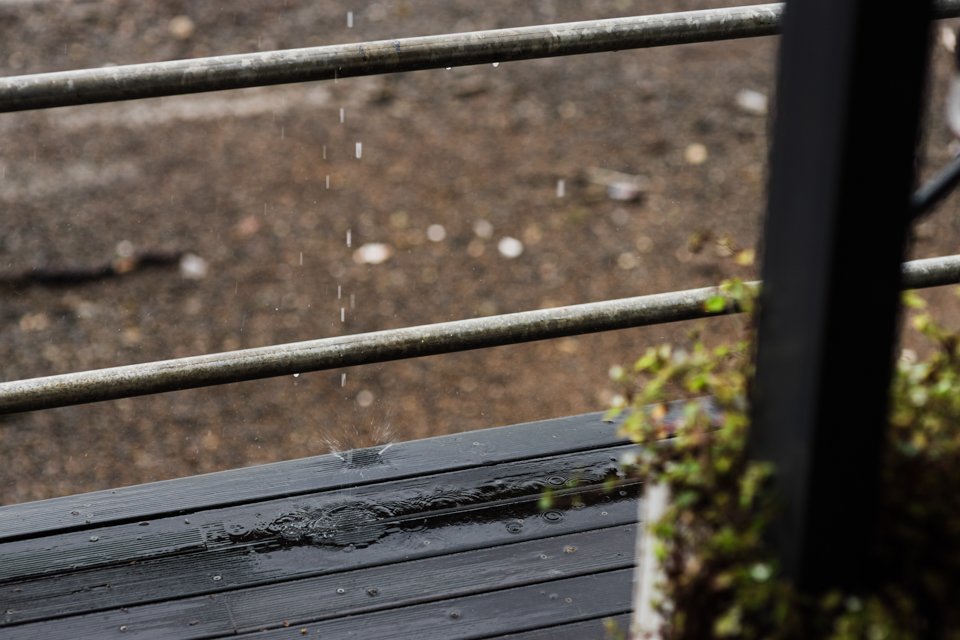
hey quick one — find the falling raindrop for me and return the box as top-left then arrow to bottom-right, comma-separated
355,142 -> 363,159
337,284 -> 342,299
340,307 -> 345,322
346,229 -> 352,247
322,145 -> 327,160
339,108 -> 345,123
341,373 -> 347,387
325,175 -> 331,189
299,252 -> 303,266
350,293 -> 356,309
347,11 -> 354,27
556,179 -> 565,198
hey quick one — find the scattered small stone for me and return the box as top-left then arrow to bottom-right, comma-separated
735,89 -> 768,115
684,143 -> 709,165
497,236 -> 524,259
353,243 -> 393,265
179,253 -> 209,280
616,252 -> 639,270
168,15 -> 196,40
584,167 -> 648,202
607,181 -> 644,202
356,389 -> 374,407
473,219 -> 494,239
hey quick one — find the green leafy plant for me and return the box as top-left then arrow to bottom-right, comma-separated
606,284 -> 960,639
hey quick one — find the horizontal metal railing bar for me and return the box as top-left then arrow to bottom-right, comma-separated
0,2 -> 953,113
0,4 -> 782,112
1,255 -> 958,416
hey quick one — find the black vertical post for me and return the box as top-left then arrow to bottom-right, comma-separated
749,0 -> 933,593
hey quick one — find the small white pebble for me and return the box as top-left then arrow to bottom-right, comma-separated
356,389 -> 374,407
352,243 -> 393,265
497,236 -> 524,259
179,253 -> 209,279
473,219 -> 494,239
606,182 -> 643,202
735,89 -> 768,115
168,15 -> 195,40
115,240 -> 135,258
684,143 -> 709,165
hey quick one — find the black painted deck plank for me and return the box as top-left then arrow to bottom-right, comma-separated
232,569 -> 634,640
0,411 -> 626,542
3,526 -> 635,639
0,444 -> 633,584
2,494 -> 638,626
0,412 -> 648,639
482,614 -> 630,639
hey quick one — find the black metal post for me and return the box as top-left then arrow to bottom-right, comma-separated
749,0 -> 933,593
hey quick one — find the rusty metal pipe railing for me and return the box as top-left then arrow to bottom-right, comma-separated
0,4 -> 784,112
1,255 -> 958,415
9,2 -> 960,113
6,2 -> 957,113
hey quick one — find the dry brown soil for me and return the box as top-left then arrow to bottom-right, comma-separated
3,1 -> 960,503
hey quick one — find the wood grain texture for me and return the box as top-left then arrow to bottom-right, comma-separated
0,411 -> 626,542
0,412 -> 645,639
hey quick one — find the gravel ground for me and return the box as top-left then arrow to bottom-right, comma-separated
3,1 -> 960,504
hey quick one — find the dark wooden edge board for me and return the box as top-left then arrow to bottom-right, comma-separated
234,569 -> 635,640
481,614 -> 631,639
0,411 -> 629,541
0,409 -> 666,639
0,444 -> 635,583
2,525 -> 637,639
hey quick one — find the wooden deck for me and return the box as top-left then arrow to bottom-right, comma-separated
0,412 -> 640,639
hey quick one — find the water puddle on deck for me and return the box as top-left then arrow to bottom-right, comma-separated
222,457 -> 634,550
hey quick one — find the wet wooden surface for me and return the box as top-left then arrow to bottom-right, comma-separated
0,412 -> 640,639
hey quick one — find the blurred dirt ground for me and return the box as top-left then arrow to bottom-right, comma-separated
3,1 -> 960,504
